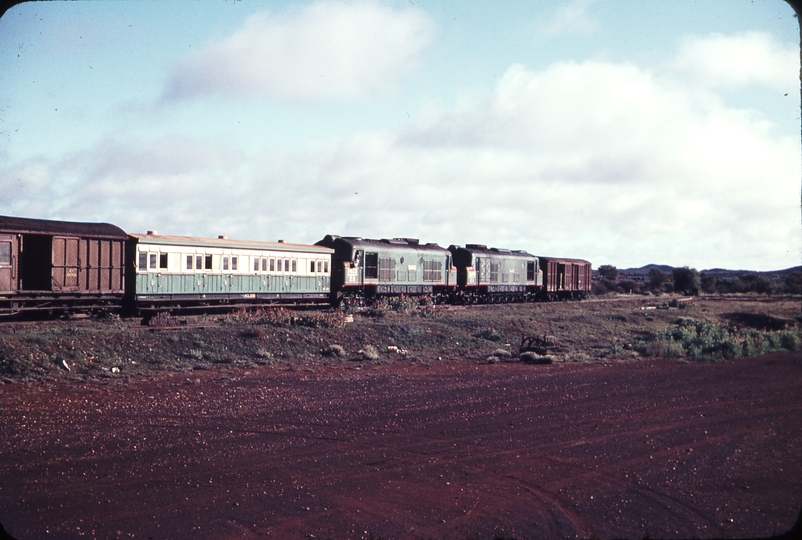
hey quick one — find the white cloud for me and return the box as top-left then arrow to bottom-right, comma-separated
535,0 -> 599,39
3,33 -> 798,271
673,31 -> 798,90
164,0 -> 434,102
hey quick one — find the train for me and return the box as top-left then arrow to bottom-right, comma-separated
0,214 -> 591,316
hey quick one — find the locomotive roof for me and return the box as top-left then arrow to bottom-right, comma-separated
131,232 -> 333,254
317,235 -> 450,255
537,256 -> 591,265
0,214 -> 128,239
449,244 -> 536,259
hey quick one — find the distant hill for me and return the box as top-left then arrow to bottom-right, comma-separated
593,265 -> 802,280
618,264 -> 674,276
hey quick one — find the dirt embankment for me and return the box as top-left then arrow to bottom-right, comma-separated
1,295 -> 800,383
1,296 -> 801,539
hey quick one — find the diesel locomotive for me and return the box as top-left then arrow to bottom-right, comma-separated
0,215 -> 591,316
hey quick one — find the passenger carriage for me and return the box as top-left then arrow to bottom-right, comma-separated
126,232 -> 333,312
0,215 -> 127,315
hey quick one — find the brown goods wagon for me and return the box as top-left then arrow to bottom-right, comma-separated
539,256 -> 592,300
0,215 -> 128,313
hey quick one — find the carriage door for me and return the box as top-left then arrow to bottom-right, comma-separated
0,234 -> 16,293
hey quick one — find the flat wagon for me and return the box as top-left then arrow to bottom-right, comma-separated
0,215 -> 127,315
539,256 -> 592,300
126,231 -> 333,313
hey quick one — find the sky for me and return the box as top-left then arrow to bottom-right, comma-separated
0,0 -> 799,271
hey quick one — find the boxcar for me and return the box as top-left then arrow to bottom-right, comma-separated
315,235 -> 457,303
126,232 -> 333,312
539,256 -> 592,300
0,215 -> 127,314
449,244 -> 542,303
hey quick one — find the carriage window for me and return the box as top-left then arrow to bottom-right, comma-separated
284,259 -> 290,272
310,260 -> 316,273
160,254 -> 168,269
196,255 -> 203,270
139,252 -> 147,270
222,256 -> 229,271
149,253 -> 157,270
262,258 -> 268,272
317,260 -> 322,273
187,255 -> 193,270
324,261 -> 329,273
231,256 -> 238,271
270,258 -> 275,272
291,259 -> 297,273
205,255 -> 213,270
254,258 -> 260,271
0,242 -> 10,265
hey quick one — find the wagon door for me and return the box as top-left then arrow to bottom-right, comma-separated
52,237 -> 80,292
0,234 -> 16,293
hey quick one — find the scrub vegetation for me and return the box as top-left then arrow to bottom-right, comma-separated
0,295 -> 799,383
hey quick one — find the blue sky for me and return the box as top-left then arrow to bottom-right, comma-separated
0,0 -> 799,270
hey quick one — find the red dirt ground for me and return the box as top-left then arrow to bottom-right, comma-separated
1,352 -> 801,539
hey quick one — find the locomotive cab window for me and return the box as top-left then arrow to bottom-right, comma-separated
364,253 -> 378,279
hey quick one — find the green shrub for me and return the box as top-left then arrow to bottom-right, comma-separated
225,308 -> 348,328
322,344 -> 346,357
359,345 -> 380,361
636,318 -> 802,360
520,352 -> 552,364
781,332 -> 800,351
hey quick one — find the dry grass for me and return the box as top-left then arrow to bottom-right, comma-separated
0,295 -> 799,382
